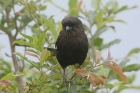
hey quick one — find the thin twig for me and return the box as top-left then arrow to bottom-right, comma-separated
49,0 -> 68,13
21,0 -> 42,32
36,1 -> 45,30
12,0 -> 19,40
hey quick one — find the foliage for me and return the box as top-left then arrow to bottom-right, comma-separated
0,0 -> 139,93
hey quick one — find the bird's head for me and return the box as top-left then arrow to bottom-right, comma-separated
62,16 -> 82,31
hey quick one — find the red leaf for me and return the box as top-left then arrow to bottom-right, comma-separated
107,49 -> 111,60
78,0 -> 83,11
111,61 -> 122,71
88,76 -> 97,87
90,73 -> 105,85
95,81 -> 101,86
106,63 -> 128,83
0,80 -> 11,86
24,52 -> 39,59
101,76 -> 107,80
15,12 -> 19,16
74,69 -> 87,77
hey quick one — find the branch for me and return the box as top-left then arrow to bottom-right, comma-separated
5,7 -> 10,27
12,1 -> 19,39
0,26 -> 11,35
11,0 -> 24,92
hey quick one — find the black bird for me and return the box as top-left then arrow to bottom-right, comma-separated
48,16 -> 88,82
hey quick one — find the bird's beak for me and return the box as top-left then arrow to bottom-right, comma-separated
66,26 -> 72,31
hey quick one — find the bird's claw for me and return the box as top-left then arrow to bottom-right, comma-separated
63,77 -> 68,85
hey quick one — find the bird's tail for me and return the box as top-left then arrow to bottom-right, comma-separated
47,48 -> 56,52
47,48 -> 57,56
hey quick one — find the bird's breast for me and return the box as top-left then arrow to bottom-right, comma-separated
56,31 -> 88,68
57,36 -> 85,51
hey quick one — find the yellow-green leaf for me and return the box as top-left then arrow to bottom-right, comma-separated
37,33 -> 46,51
69,0 -> 78,16
127,48 -> 140,57
40,49 -> 50,65
20,32 -> 33,41
91,0 -> 100,10
12,40 -> 35,48
96,11 -> 103,29
1,72 -> 23,80
43,18 -> 58,40
58,21 -> 62,32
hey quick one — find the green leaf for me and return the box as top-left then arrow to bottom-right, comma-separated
68,0 -> 78,16
127,48 -> 140,57
58,21 -> 62,32
0,15 -> 6,26
114,5 -> 137,14
32,26 -> 41,37
40,49 -> 51,65
16,72 -> 24,76
0,0 -> 11,12
101,39 -> 121,49
110,26 -> 116,32
108,84 -> 114,89
113,81 -> 124,88
20,32 -> 33,41
83,24 -> 89,31
94,38 -> 103,47
128,74 -> 135,83
13,40 -> 35,48
96,11 -> 103,29
27,1 -> 36,13
68,81 -> 77,93
48,16 -> 55,24
111,1 -> 118,13
1,73 -> 16,80
0,24 -> 11,34
14,52 -> 28,61
114,6 -> 128,14
43,18 -> 58,40
39,5 -> 47,10
1,72 -> 23,80
28,61 -> 40,70
58,86 -> 67,93
10,84 -> 17,92
108,81 -> 124,90
113,85 -> 129,93
100,65 -> 105,76
113,19 -> 126,24
93,26 -> 108,38
123,64 -> 140,72
119,59 -> 130,68
88,10 -> 96,26
109,39 -> 121,45
104,17 -> 114,23
91,0 -> 100,10
37,33 -> 46,51
33,37 -> 38,46
14,52 -> 40,69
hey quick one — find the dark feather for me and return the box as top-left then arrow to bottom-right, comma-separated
55,16 -> 88,70
47,48 -> 56,53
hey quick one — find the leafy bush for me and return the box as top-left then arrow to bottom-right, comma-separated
0,0 -> 140,93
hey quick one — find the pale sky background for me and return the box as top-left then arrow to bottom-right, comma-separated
0,0 -> 140,93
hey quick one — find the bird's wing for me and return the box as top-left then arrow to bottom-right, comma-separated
55,31 -> 62,48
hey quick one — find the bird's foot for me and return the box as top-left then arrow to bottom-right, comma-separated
63,77 -> 68,85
